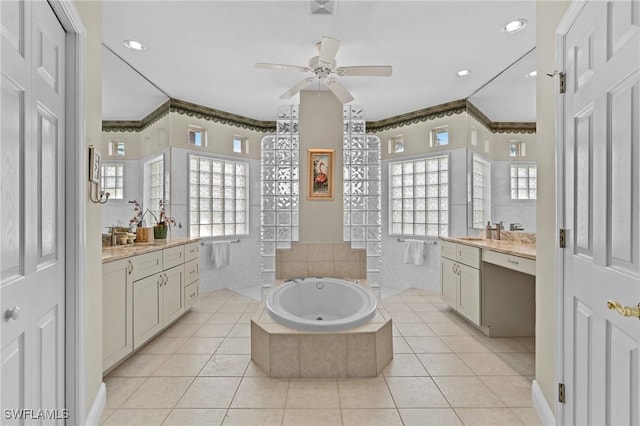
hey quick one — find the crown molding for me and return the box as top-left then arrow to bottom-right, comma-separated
103,98 -> 534,135
462,100 -> 536,134
366,99 -> 467,133
169,98 -> 276,133
102,100 -> 170,133
102,98 -> 276,133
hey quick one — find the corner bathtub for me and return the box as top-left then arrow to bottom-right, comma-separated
266,277 -> 377,332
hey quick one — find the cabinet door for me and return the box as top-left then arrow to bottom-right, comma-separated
133,274 -> 163,349
184,241 -> 200,262
458,264 -> 481,325
162,265 -> 184,325
440,258 -> 458,308
102,258 -> 133,371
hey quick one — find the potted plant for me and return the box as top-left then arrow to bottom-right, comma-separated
147,200 -> 176,240
128,200 -> 153,242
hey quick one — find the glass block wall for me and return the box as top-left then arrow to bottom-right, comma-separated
260,106 -> 300,288
343,106 -> 382,288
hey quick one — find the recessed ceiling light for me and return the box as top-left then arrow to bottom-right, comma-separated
457,69 -> 471,77
123,39 -> 145,51
503,19 -> 527,34
527,70 -> 537,78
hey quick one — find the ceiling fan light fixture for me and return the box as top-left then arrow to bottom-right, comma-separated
503,19 -> 527,34
123,39 -> 145,51
457,69 -> 471,77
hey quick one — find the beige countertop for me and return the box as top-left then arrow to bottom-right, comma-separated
440,236 -> 536,260
102,237 -> 200,263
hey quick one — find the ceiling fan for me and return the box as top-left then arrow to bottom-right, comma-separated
256,36 -> 392,104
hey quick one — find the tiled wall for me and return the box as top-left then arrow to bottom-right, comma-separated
276,242 -> 366,280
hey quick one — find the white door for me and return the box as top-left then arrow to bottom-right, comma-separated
562,0 -> 639,424
1,0 -> 66,422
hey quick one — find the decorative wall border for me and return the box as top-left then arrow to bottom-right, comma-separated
366,99 -> 467,133
102,97 -> 534,135
102,100 -> 170,133
102,98 -> 277,133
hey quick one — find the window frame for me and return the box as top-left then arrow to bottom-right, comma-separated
388,153 -> 450,238
471,154 -> 491,229
188,153 -> 250,238
430,126 -> 449,147
188,125 -> 207,148
144,154 -> 165,221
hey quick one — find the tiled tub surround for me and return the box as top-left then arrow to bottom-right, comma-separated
251,303 -> 393,378
100,287 -> 539,426
276,242 -> 366,280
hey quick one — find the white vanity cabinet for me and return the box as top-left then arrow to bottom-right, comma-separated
440,241 -> 481,325
102,239 -> 200,372
102,258 -> 134,371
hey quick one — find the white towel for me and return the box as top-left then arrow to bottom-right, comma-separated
210,241 -> 231,268
403,239 -> 425,265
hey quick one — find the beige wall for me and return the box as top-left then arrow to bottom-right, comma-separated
100,131 -> 141,160
299,91 -> 344,242
74,0 -> 103,418
491,132 -> 539,162
377,114 -> 468,160
536,0 -> 570,411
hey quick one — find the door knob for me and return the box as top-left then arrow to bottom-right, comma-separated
5,306 -> 20,321
607,300 -> 640,319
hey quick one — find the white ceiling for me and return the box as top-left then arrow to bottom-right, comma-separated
102,1 -> 536,123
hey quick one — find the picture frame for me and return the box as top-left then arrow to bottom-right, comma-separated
308,149 -> 334,199
89,145 -> 102,184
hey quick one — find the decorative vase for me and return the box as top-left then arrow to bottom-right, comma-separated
136,227 -> 153,242
154,225 -> 168,240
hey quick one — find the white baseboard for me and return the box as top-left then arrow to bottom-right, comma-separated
532,380 -> 555,426
84,382 -> 106,426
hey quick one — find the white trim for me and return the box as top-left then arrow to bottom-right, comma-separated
554,2 -> 588,424
84,383 -> 106,426
47,0 -> 88,424
532,380 -> 556,426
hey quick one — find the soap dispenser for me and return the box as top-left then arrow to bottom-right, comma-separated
485,221 -> 491,239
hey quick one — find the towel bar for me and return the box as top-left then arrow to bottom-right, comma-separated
201,239 -> 241,246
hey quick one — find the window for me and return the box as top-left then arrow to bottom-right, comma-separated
108,140 -> 125,156
388,135 -> 404,153
431,126 -> 449,147
389,155 -> 448,237
510,164 -> 537,200
144,155 -> 164,221
189,155 -> 248,237
509,141 -> 526,157
472,155 -> 491,228
101,163 -> 124,199
233,136 -> 249,153
188,125 -> 206,147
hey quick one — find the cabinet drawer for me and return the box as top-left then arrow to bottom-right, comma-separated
440,240 -> 457,260
482,250 -> 535,275
163,245 -> 185,270
184,280 -> 199,309
184,241 -> 200,262
457,244 -> 480,268
131,251 -> 163,281
184,259 -> 200,285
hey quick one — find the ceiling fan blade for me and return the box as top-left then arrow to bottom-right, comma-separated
256,62 -> 310,72
318,36 -> 340,65
325,78 -> 354,104
336,65 -> 393,77
279,77 -> 315,99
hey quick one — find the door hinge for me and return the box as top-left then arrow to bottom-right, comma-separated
559,228 -> 566,248
559,72 -> 566,94
558,383 -> 566,403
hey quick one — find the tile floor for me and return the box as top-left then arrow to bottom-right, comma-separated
100,288 -> 540,426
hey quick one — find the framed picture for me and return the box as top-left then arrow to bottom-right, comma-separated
308,149 -> 334,199
89,145 -> 102,184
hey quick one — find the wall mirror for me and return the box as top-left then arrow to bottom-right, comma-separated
466,48 -> 537,233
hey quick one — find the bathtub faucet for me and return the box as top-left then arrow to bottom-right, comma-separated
286,276 -> 305,284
